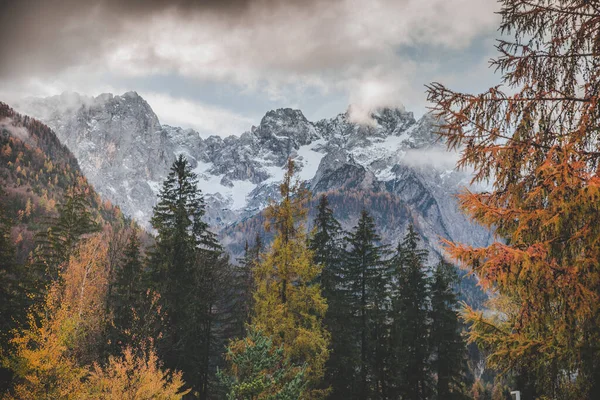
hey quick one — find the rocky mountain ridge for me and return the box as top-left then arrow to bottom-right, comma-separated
14,92 -> 492,256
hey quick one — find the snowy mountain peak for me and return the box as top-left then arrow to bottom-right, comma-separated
370,107 -> 416,135
262,107 -> 308,123
256,107 -> 319,151
11,91 -> 490,256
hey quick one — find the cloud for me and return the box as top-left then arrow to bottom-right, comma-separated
141,93 -> 256,137
402,147 -> 462,171
0,0 -> 501,124
0,118 -> 31,143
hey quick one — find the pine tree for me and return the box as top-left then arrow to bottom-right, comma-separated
218,328 -> 308,400
309,195 -> 343,298
231,235 -> 262,340
0,187 -> 17,339
429,259 -> 469,400
148,154 -> 229,399
308,194 -> 349,398
247,159 -> 329,398
344,209 -> 389,400
0,186 -> 24,392
389,225 -> 431,400
35,185 -> 100,283
107,230 -> 150,354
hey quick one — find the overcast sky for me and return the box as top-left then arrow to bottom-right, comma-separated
0,0 -> 503,137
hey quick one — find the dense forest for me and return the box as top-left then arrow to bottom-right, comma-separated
0,135 -> 483,398
2,0 -> 600,399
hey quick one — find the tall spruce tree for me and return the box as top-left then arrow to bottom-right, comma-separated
429,259 -> 469,400
107,230 -> 147,353
0,187 -> 17,341
344,209 -> 389,400
148,154 -> 228,399
232,159 -> 330,399
309,195 -> 343,298
230,235 -> 262,339
308,194 -> 350,398
35,185 -> 100,283
389,225 -> 431,400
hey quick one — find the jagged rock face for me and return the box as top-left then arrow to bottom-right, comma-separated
15,92 -> 174,223
15,92 -> 490,256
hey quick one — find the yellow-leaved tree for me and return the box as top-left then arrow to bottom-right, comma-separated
3,233 -> 188,399
5,233 -> 109,399
228,159 -> 330,399
85,345 -> 188,399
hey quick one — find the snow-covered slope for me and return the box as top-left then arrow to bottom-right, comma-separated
14,92 -> 491,255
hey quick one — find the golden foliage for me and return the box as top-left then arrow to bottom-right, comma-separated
249,160 -> 330,398
3,233 -> 187,399
85,346 -> 189,400
4,234 -> 110,398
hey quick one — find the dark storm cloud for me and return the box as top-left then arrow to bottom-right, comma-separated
0,0 -> 501,126
0,0 -> 321,78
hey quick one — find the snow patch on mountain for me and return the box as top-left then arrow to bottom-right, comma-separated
13,92 -> 490,254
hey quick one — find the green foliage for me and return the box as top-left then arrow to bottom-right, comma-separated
429,260 -> 470,400
231,235 -> 262,339
0,187 -> 18,342
148,154 -> 230,399
218,328 -> 307,400
389,225 -> 432,400
343,209 -> 390,399
0,188 -> 24,392
308,195 -> 349,397
309,195 -> 343,298
34,186 -> 100,282
106,230 -> 160,356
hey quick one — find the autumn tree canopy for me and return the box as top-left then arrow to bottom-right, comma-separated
427,0 -> 600,397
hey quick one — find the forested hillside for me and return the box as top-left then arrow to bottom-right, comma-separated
0,103 -> 125,260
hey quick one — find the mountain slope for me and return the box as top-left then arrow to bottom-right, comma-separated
15,92 -> 174,223
0,102 -> 124,261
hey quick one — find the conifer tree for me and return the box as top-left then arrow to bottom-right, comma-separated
245,159 -> 329,398
309,194 -> 343,297
231,235 -> 262,339
35,185 -> 100,283
427,0 -> 600,396
429,259 -> 469,400
107,230 -> 149,354
0,187 -> 23,391
148,154 -> 229,399
344,209 -> 389,399
389,225 -> 431,400
0,187 -> 17,341
308,194 -> 349,398
218,328 -> 308,400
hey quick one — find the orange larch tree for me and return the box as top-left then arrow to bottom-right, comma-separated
426,0 -> 600,398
